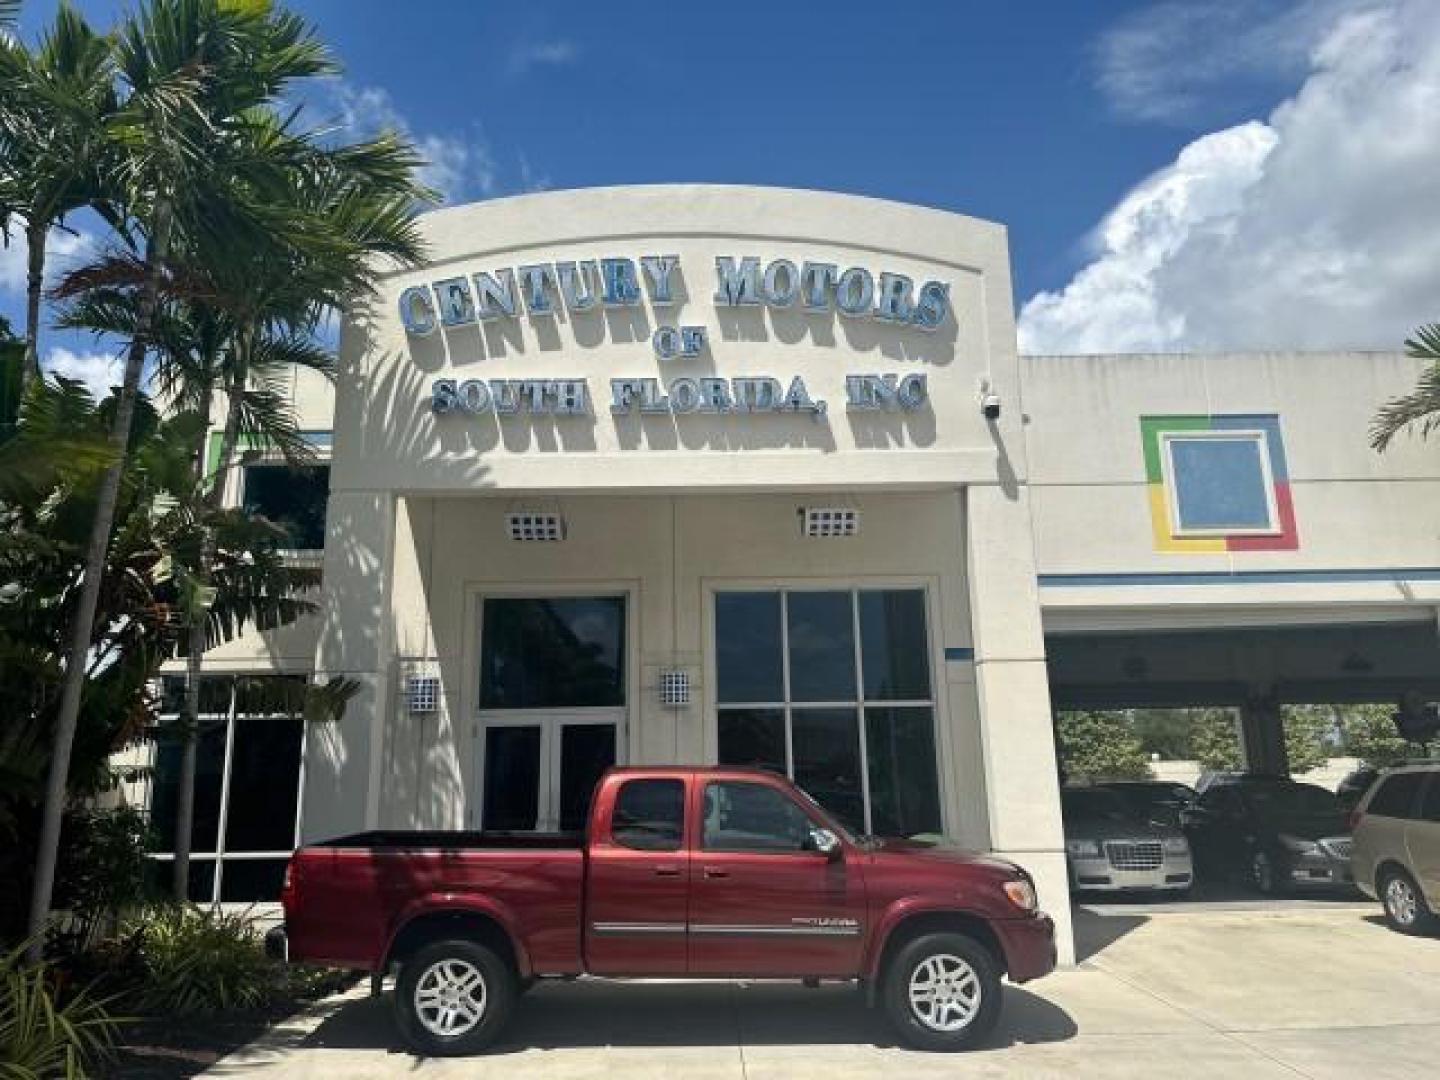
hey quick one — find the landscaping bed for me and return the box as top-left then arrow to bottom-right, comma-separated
104,968 -> 355,1080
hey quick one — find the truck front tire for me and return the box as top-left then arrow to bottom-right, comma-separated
882,931 -> 1001,1051
395,938 -> 515,1056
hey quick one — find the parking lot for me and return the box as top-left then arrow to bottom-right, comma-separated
204,902 -> 1440,1079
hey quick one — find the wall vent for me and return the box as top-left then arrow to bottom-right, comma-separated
800,507 -> 860,538
406,675 -> 440,714
506,512 -> 566,541
659,669 -> 691,707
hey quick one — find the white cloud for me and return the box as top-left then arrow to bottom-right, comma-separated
1096,0 -> 1364,122
324,81 -> 501,204
1019,0 -> 1440,354
0,220 -> 94,297
508,39 -> 579,77
45,346 -> 122,398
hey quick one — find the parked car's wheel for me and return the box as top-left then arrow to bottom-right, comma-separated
1379,868 -> 1435,935
395,938 -> 515,1056
1251,850 -> 1284,896
882,932 -> 1001,1051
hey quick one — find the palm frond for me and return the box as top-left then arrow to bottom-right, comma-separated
1372,322 -> 1440,451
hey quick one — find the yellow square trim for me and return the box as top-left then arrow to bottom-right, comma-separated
1149,484 -> 1225,552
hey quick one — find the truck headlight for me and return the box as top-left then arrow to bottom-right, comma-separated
1162,837 -> 1189,855
1002,879 -> 1037,912
1066,839 -> 1101,858
1279,834 -> 1317,854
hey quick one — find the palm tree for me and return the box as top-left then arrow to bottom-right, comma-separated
40,9 -> 429,903
1372,324 -> 1440,451
26,0 -> 341,959
0,3 -> 117,398
0,360 -> 340,939
161,155 -> 426,896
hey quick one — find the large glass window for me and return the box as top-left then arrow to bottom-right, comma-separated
715,588 -> 942,838
241,463 -> 330,550
146,676 -> 306,903
480,597 -> 625,709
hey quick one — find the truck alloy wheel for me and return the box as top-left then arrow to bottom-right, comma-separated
395,938 -> 515,1056
414,959 -> 487,1037
883,932 -> 1000,1051
908,953 -> 982,1031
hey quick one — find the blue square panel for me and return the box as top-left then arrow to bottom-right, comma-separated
1169,436 -> 1272,531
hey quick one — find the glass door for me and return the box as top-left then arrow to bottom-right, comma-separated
479,713 -> 619,833
477,596 -> 626,833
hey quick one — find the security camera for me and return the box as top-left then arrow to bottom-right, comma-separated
980,393 -> 1001,421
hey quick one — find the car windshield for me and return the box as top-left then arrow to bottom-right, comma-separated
1063,789 -> 1134,822
1243,783 -> 1338,817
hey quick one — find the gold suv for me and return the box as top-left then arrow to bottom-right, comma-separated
1351,764 -> 1440,934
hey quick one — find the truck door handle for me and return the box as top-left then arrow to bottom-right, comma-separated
703,867 -> 729,879
653,866 -> 681,877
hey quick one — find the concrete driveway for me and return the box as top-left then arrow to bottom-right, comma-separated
205,904 -> 1440,1078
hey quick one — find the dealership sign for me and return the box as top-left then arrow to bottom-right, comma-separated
400,254 -> 948,418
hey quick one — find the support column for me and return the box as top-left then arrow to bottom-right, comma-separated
966,483 -> 1073,965
303,490 -> 397,842
1240,692 -> 1288,775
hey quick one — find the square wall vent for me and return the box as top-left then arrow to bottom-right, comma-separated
506,512 -> 565,541
406,675 -> 440,714
801,507 -> 859,538
659,669 -> 691,707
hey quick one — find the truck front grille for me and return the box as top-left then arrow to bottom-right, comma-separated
1106,840 -> 1163,871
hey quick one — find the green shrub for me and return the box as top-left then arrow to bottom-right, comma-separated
52,807 -> 155,952
125,906 -> 275,1015
0,941 -> 120,1079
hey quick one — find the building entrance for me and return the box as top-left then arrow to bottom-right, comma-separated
476,595 -> 626,832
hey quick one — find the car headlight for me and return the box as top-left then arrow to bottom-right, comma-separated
1279,834 -> 1317,854
1066,839 -> 1101,858
1002,879 -> 1037,912
1162,837 -> 1189,855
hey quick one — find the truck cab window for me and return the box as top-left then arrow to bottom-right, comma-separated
702,781 -> 813,852
612,778 -> 684,851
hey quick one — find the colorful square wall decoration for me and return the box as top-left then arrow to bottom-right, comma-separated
1141,414 -> 1299,553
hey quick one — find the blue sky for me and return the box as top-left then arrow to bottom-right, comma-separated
5,0 -> 1439,390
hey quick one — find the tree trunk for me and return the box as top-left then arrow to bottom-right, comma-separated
19,220 -> 46,401
25,202 -> 172,964
172,373 -> 215,900
173,365 -> 243,898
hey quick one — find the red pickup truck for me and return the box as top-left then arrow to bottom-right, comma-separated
277,766 -> 1055,1054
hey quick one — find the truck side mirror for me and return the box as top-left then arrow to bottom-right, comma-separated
807,827 -> 842,860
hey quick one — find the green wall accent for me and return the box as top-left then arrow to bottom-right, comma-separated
1140,415 -> 1210,482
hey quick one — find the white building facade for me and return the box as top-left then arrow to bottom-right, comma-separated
152,186 -> 1440,966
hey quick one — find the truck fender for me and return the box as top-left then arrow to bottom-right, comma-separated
381,892 -> 532,978
862,896 -> 1002,983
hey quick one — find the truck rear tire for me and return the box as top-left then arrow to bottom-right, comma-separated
881,931 -> 1001,1051
395,938 -> 515,1056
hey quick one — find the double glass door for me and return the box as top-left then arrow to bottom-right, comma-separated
481,715 -> 618,833
477,596 -> 626,834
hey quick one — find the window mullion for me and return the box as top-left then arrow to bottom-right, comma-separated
293,700 -> 309,848
780,590 -> 794,777
851,591 -> 873,836
212,680 -> 239,906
